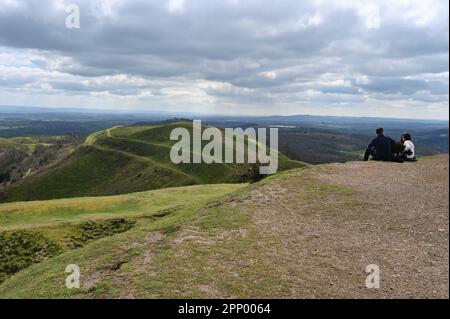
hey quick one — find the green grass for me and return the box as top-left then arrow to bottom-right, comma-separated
0,122 -> 306,202
68,218 -> 137,248
0,193 -> 254,298
0,137 -> 32,155
0,184 -> 245,231
337,149 -> 365,160
0,161 -> 357,298
0,183 -> 246,289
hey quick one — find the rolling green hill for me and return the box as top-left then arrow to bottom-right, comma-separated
0,122 -> 305,202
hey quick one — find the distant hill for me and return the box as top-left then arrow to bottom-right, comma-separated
204,117 -> 449,164
0,122 -> 305,202
0,135 -> 82,186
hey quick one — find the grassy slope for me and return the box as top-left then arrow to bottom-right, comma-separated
0,183 -> 245,289
0,122 -> 305,202
0,137 -> 44,155
0,184 -> 245,233
0,162 -> 353,298
0,156 -> 447,298
0,136 -> 81,187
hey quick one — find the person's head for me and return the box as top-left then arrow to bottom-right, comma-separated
376,127 -> 384,135
402,133 -> 412,142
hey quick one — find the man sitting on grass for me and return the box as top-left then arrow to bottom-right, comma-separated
364,127 -> 403,162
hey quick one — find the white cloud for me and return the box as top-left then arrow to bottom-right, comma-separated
0,0 -> 448,119
357,3 -> 381,29
167,0 -> 185,13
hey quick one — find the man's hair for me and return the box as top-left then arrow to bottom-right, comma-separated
403,133 -> 412,141
376,128 -> 384,134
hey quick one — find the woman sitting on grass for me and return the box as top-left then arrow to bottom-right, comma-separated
400,133 -> 417,162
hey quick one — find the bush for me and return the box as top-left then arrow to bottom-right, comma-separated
69,218 -> 136,248
0,231 -> 62,283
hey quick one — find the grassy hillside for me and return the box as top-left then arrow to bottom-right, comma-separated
0,183 -> 245,284
0,136 -> 81,186
0,155 -> 447,298
0,122 -> 305,202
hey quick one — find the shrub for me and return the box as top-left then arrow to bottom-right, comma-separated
69,218 -> 136,248
0,231 -> 62,283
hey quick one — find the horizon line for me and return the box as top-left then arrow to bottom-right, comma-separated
0,104 -> 448,122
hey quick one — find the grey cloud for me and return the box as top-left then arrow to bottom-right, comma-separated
0,0 -> 448,118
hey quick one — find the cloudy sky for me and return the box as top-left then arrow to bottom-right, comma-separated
0,0 -> 448,119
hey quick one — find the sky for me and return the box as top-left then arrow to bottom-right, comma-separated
0,0 -> 448,119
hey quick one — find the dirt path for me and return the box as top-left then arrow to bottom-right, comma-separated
238,154 -> 449,298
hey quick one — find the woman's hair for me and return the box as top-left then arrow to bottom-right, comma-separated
402,133 -> 412,141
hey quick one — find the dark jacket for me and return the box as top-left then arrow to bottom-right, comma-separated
365,134 -> 393,161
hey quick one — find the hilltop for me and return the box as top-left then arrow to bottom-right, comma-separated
0,122 -> 305,202
0,155 -> 447,298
